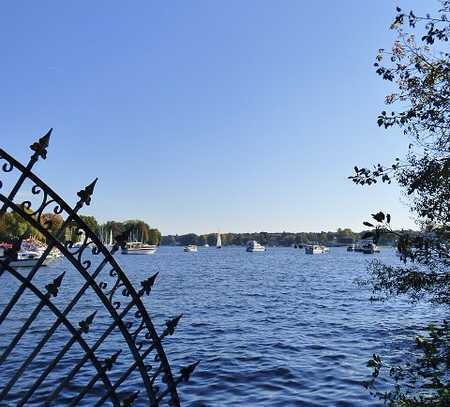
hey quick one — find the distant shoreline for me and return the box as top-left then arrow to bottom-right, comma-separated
160,229 -> 417,248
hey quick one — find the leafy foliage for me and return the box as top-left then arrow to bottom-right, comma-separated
349,1 -> 450,226
351,2 -> 450,405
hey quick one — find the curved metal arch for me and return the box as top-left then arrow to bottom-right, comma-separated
0,148 -> 181,405
0,195 -> 161,405
0,259 -> 121,406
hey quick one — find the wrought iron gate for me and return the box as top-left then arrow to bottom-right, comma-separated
0,130 -> 198,406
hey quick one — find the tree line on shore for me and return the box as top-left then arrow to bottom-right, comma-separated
0,212 -> 162,245
0,211 -> 410,249
161,228 -> 410,247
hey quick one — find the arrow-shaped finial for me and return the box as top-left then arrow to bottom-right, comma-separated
79,310 -> 97,334
77,178 -> 98,206
180,361 -> 200,382
165,314 -> 183,336
141,272 -> 159,295
30,128 -> 52,160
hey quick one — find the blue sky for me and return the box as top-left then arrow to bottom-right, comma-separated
0,1 -> 426,234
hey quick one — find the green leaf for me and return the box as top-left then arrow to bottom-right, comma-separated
372,212 -> 385,222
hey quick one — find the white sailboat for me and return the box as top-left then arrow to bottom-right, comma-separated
216,231 -> 222,249
108,229 -> 113,247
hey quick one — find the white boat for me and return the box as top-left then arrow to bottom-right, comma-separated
0,250 -> 53,268
184,245 -> 198,252
122,242 -> 157,255
246,240 -> 266,252
21,238 -> 60,261
216,232 -> 222,249
361,242 -> 380,254
203,244 -> 209,248
305,244 -> 327,254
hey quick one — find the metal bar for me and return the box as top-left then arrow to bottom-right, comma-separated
0,208 -> 80,326
18,253 -> 117,389
93,314 -> 183,407
66,349 -> 122,407
94,342 -> 157,407
0,300 -> 45,364
68,371 -> 102,407
0,260 -> 120,406
46,296 -> 137,403
0,272 -> 64,364
17,335 -> 78,406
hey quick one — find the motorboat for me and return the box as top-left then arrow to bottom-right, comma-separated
184,245 -> 198,252
347,244 -> 356,252
305,244 -> 328,254
361,241 -> 380,254
246,240 -> 266,252
0,249 -> 53,268
122,242 -> 157,255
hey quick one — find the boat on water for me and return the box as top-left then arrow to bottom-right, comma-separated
203,244 -> 209,248
184,245 -> 198,252
347,244 -> 356,252
122,242 -> 157,255
0,246 -> 53,268
305,244 -> 328,254
361,241 -> 380,254
14,251 -> 54,267
21,237 -> 61,259
216,232 -> 222,249
246,240 -> 266,252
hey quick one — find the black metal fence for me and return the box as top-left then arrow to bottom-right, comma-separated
0,130 -> 197,406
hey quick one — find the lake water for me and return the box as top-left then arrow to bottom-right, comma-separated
0,246 -> 443,406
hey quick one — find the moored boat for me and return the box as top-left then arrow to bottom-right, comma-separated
305,244 -> 328,254
0,249 -> 53,268
246,240 -> 266,252
361,241 -> 380,254
184,245 -> 198,252
122,242 -> 157,255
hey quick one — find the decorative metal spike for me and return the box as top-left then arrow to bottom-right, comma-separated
29,128 -> 52,160
165,314 -> 182,336
76,178 -> 98,206
78,311 -> 97,334
120,391 -> 139,406
45,272 -> 65,297
141,272 -> 159,295
103,349 -> 122,371
180,361 -> 200,382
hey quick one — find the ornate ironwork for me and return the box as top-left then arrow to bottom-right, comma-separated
0,131 -> 198,406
